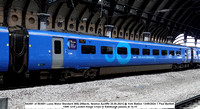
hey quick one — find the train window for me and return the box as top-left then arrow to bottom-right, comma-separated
81,45 -> 96,54
153,49 -> 159,55
117,47 -> 127,55
169,50 -> 175,56
143,49 -> 150,55
54,40 -> 61,54
162,50 -> 167,56
176,51 -> 181,56
131,48 -> 139,55
101,46 -> 113,54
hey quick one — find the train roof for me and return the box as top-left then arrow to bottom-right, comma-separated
0,26 -> 9,33
28,29 -> 192,49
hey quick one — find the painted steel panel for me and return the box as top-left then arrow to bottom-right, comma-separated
187,47 -> 192,63
193,48 -> 198,63
28,30 -> 52,70
0,27 -> 9,72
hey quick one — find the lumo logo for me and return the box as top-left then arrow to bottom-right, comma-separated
105,42 -> 131,64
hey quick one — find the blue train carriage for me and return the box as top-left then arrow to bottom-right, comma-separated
191,47 -> 200,67
0,27 -> 9,72
27,29 -> 192,79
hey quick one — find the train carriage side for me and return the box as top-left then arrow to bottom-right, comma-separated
65,36 -> 189,69
27,30 -> 105,71
26,29 -> 195,79
186,47 -> 192,64
62,33 -> 102,69
28,30 -> 53,71
0,27 -> 9,72
198,48 -> 200,64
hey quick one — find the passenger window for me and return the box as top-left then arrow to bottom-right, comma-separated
117,47 -> 127,55
101,46 -> 113,54
54,40 -> 61,54
81,45 -> 96,54
176,51 -> 181,56
143,49 -> 150,55
131,48 -> 139,55
162,50 -> 167,56
169,50 -> 174,56
153,49 -> 159,55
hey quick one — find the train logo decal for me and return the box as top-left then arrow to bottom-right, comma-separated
67,39 -> 77,50
105,49 -> 115,62
105,42 -> 131,64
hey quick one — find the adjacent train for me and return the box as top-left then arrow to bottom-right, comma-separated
0,25 -> 200,83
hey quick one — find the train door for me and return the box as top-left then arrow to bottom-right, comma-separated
185,48 -> 187,63
191,48 -> 193,63
52,37 -> 64,69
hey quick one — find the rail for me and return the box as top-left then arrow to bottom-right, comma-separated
175,94 -> 200,109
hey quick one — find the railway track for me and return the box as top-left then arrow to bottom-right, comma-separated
0,68 -> 197,91
0,69 -> 173,90
175,95 -> 200,109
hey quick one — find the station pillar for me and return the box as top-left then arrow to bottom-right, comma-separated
142,32 -> 151,41
195,37 -> 197,47
104,25 -> 114,38
167,36 -> 173,44
37,13 -> 50,30
184,33 -> 187,46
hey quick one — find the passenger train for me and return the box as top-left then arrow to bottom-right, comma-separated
0,25 -> 200,83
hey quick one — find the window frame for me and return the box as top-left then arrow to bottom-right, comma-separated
54,40 -> 61,54
176,51 -> 181,56
153,49 -> 159,55
101,46 -> 113,54
143,49 -> 150,55
169,50 -> 175,56
161,50 -> 167,56
81,45 -> 96,54
131,48 -> 139,55
117,47 -> 127,55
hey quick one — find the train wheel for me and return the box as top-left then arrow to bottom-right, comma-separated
178,64 -> 182,71
89,69 -> 98,80
84,69 -> 98,80
181,64 -> 184,70
83,70 -> 89,79
59,70 -> 72,82
171,64 -> 176,71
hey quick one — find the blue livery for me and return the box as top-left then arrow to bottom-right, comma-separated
0,26 -> 200,81
0,27 -> 9,72
27,29 -> 195,70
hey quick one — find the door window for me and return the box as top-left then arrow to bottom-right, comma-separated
54,40 -> 61,54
